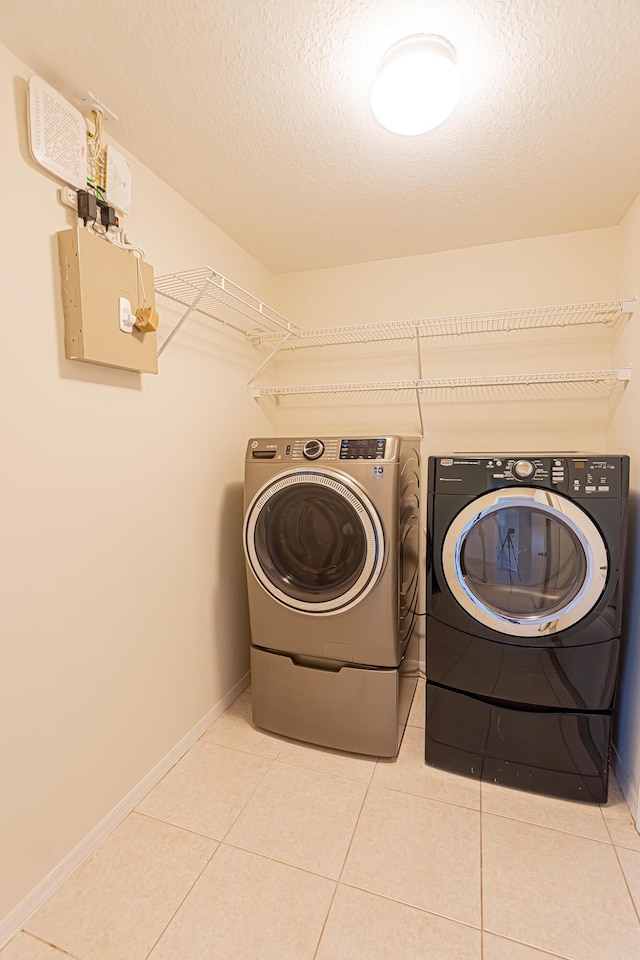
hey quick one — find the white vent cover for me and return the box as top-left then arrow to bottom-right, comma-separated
106,144 -> 132,214
27,76 -> 87,189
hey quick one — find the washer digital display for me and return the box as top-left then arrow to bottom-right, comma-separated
340,438 -> 386,460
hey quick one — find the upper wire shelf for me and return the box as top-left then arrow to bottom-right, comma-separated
153,266 -> 633,354
154,267 -> 301,344
254,300 -> 634,348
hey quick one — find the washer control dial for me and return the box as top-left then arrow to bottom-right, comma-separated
302,439 -> 324,460
512,459 -> 535,480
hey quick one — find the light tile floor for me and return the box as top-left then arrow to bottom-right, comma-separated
3,681 -> 640,960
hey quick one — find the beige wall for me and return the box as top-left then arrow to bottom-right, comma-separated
0,44 -> 272,920
610,189 -> 640,810
276,228 -> 620,325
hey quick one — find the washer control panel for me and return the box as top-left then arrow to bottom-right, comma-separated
246,437 -> 400,463
432,455 -> 628,497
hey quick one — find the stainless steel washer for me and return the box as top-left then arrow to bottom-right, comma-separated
243,436 -> 421,756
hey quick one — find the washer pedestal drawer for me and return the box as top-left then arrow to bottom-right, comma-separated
425,682 -> 611,803
251,645 -> 417,757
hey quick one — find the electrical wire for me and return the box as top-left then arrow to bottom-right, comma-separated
86,108 -> 107,192
86,220 -> 145,259
136,255 -> 147,305
115,236 -> 145,258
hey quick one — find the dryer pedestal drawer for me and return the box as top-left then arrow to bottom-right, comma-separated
426,618 -> 620,710
251,646 -> 416,757
425,682 -> 611,802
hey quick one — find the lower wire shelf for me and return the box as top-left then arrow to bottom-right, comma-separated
249,368 -> 631,405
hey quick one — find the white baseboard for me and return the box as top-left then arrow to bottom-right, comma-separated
0,672 -> 250,950
611,743 -> 640,828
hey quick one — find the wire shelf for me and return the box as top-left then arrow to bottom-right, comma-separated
253,300 -> 633,347
154,267 -> 301,339
250,368 -> 631,403
154,268 -> 632,350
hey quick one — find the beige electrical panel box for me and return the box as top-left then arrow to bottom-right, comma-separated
58,227 -> 158,374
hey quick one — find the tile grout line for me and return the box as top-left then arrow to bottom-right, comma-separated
479,781 -> 484,960
596,798 -> 640,854
603,816 -> 640,926
133,808 -> 225,843
336,761 -> 376,885
310,756 -> 378,960
202,728 -> 377,784
480,806 -> 615,844
483,931 -> 569,959
17,931 -> 86,959
336,879 -> 483,932
198,733 -> 283,763
611,840 -> 640,854
600,799 -> 640,854
270,756 -> 375,784
219,839 -> 337,883
219,752 -> 278,843
309,881 -> 339,960
371,779 -> 480,813
132,745 -> 282,959
141,842 -> 221,960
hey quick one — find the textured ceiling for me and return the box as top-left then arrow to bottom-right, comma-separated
1,0 -> 640,274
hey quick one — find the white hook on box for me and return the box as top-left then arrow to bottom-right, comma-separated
119,297 -> 135,333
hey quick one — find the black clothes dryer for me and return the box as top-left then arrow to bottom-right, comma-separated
425,454 -> 629,802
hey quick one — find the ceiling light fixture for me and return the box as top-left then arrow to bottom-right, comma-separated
371,34 -> 461,136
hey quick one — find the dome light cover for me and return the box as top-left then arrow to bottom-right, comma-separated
371,34 -> 461,136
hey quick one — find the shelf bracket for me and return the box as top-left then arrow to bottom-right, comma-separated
415,321 -> 425,438
622,299 -> 636,318
247,330 -> 293,386
158,271 -> 216,356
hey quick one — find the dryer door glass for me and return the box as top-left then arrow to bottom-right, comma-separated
459,506 -> 587,618
441,488 -> 609,636
245,471 -> 385,615
254,484 -> 366,602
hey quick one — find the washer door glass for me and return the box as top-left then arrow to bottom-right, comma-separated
255,484 -> 366,601
245,472 -> 385,614
442,488 -> 608,636
459,506 -> 587,618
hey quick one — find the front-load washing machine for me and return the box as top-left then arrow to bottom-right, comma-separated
243,436 -> 421,756
425,453 -> 629,801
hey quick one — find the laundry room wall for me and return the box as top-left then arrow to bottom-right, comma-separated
0,43 -> 273,924
609,188 -> 640,819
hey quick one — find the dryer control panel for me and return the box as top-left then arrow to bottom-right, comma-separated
430,455 -> 629,498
